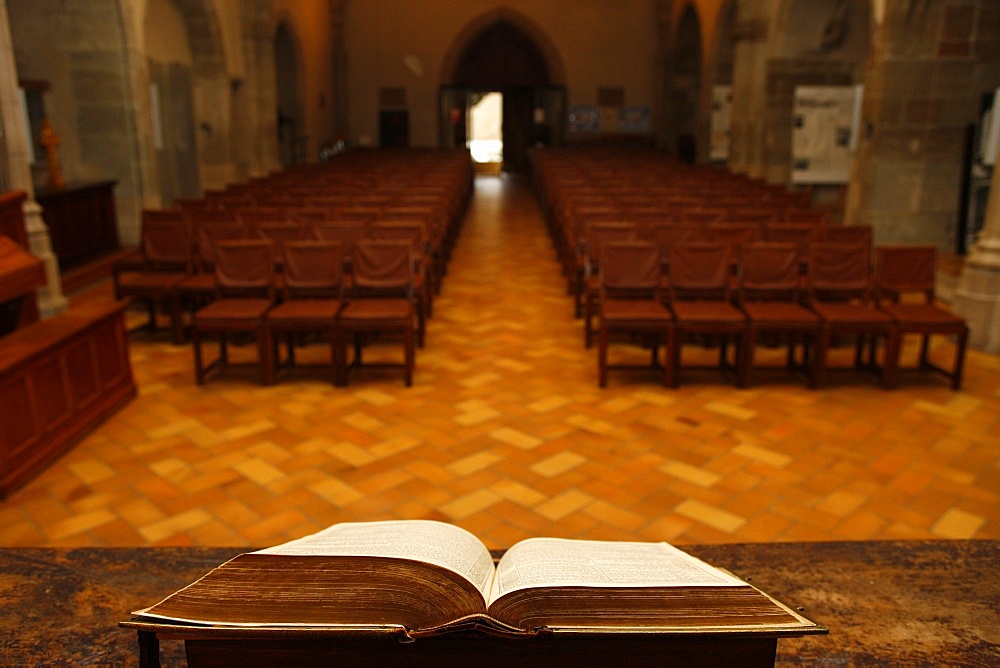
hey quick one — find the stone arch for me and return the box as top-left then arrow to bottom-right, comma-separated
274,19 -> 304,167
669,3 -> 703,163
440,9 -> 565,173
440,8 -> 565,86
164,0 -> 233,190
707,0 -> 738,163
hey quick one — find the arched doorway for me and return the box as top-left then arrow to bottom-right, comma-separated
274,22 -> 305,168
669,6 -> 702,163
441,14 -> 564,173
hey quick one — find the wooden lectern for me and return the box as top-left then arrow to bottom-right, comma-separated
121,617 -> 823,668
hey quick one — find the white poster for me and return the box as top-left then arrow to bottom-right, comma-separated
710,85 -> 732,162
791,85 -> 862,183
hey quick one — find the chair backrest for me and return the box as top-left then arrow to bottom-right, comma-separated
600,241 -> 663,297
286,208 -> 332,227
764,222 -> 821,247
875,245 -> 937,304
351,240 -> 413,297
140,214 -> 193,269
645,222 -> 703,259
257,222 -> 307,264
823,224 -> 873,247
680,208 -> 728,225
739,242 -> 802,303
281,240 -> 344,300
212,239 -> 276,299
369,221 -> 427,257
195,223 -> 248,271
668,242 -> 732,301
584,222 -> 639,269
312,221 -> 368,256
236,208 -> 286,231
808,242 -> 874,303
705,222 -> 760,260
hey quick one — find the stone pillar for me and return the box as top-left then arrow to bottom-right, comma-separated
953,162 -> 1000,353
0,0 -> 67,316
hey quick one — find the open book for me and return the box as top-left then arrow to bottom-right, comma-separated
134,520 -> 821,636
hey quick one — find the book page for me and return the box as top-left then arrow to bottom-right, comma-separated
255,520 -> 496,601
490,538 -> 744,604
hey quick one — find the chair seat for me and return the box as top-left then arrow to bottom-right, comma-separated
195,298 -> 273,322
671,300 -> 746,324
812,302 -> 893,326
116,271 -> 185,291
601,299 -> 673,323
742,302 -> 819,326
267,300 -> 342,323
879,303 -> 967,328
177,273 -> 216,293
339,298 -> 413,322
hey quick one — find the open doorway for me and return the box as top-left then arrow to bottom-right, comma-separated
468,91 -> 503,174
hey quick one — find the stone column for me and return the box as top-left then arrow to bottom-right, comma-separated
953,161 -> 1000,353
0,0 -> 67,316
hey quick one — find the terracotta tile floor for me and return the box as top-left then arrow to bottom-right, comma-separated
3,174 -> 999,550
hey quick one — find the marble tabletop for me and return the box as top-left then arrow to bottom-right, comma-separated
1,540 -> 997,666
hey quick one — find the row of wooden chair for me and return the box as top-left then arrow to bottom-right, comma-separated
594,240 -> 969,390
190,239 -> 417,387
573,219 -> 872,318
114,215 -> 440,347
528,148 -> 834,304
114,149 -> 474,385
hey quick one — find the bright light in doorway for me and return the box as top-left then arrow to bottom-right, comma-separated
467,92 -> 503,163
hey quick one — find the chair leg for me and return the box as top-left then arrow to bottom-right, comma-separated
403,324 -> 414,387
813,328 -> 830,389
883,330 -> 903,389
192,328 -> 206,385
952,329 -> 969,390
167,295 -> 185,345
331,328 -> 347,386
918,334 -> 932,369
741,330 -> 756,388
258,325 -> 273,386
598,326 -> 609,388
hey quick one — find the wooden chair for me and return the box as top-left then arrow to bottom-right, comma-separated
667,242 -> 747,387
875,245 -> 969,389
338,240 -> 416,386
705,222 -> 761,281
738,242 -> 821,387
369,221 -> 433,341
263,241 -> 345,385
597,241 -> 673,387
579,221 -> 639,343
176,222 -> 249,319
256,222 -> 309,266
190,239 -> 276,385
808,242 -> 896,388
112,211 -> 192,344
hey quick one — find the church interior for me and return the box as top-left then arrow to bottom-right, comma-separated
1,0 -> 999,664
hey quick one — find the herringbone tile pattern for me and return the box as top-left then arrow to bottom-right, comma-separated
2,175 -> 998,550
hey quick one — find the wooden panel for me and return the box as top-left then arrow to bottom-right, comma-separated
35,180 -> 119,270
66,338 -> 100,411
0,376 -> 35,452
0,196 -> 44,331
0,299 -> 136,497
0,191 -> 28,246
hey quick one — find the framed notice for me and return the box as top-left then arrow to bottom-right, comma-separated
619,106 -> 651,133
791,85 -> 863,183
568,106 -> 600,133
